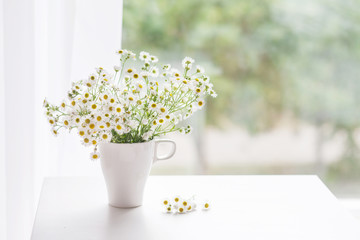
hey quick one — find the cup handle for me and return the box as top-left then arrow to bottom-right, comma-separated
154,139 -> 176,162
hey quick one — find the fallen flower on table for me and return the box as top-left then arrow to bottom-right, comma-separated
162,195 -> 210,214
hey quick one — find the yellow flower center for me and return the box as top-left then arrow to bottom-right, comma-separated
84,93 -> 89,98
179,208 -> 184,213
85,119 -> 90,124
110,98 -> 115,103
89,123 -> 95,129
92,140 -> 97,145
175,73 -> 180,77
92,154 -> 98,159
128,97 -> 134,101
159,119 -> 164,124
174,198 -> 179,202
103,94 -> 108,100
64,120 -> 69,126
61,103 -> 66,108
71,101 -> 76,106
151,103 -> 157,108
127,69 -> 133,73
79,131 -> 85,136
91,104 -> 97,109
196,88 -> 201,93
163,200 -> 168,205
102,134 -> 108,139
183,201 -> 187,206
84,138 -> 89,143
205,203 -> 209,208
116,107 -> 121,113
75,118 -> 80,123
160,108 -> 166,113
49,119 -> 54,124
90,76 -> 95,80
116,125 -> 122,130
133,74 -> 139,79
97,116 -> 102,121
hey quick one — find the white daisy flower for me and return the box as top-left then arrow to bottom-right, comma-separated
115,49 -> 125,55
48,117 -> 56,125
60,100 -> 66,110
90,151 -> 100,161
196,65 -> 205,74
139,51 -> 150,61
78,128 -> 87,137
197,99 -> 205,109
202,200 -> 211,210
182,57 -> 194,68
88,73 -> 97,81
171,68 -> 181,77
84,80 -> 94,88
81,136 -> 91,146
150,67 -> 159,77
165,205 -> 172,213
51,127 -> 59,137
150,55 -> 158,63
83,92 -> 91,99
100,131 -> 111,141
162,198 -> 170,206
177,206 -> 186,214
90,138 -> 98,146
158,118 -> 165,125
173,195 -> 182,204
115,123 -> 124,132
115,105 -> 122,114
62,118 -> 71,128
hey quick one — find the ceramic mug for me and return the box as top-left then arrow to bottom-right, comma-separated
99,139 -> 176,208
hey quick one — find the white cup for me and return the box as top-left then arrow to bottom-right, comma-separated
99,139 -> 176,208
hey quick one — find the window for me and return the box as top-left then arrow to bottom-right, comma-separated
122,0 -> 360,198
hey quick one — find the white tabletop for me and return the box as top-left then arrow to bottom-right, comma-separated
31,175 -> 360,240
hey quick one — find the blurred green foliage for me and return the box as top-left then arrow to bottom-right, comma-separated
122,0 -> 360,176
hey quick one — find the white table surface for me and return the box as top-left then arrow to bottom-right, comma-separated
31,175 -> 360,240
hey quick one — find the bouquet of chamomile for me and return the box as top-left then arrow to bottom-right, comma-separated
43,49 -> 217,160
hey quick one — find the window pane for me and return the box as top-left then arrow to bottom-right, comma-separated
122,0 -> 360,198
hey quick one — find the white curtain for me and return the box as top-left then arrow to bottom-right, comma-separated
0,0 -> 123,239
